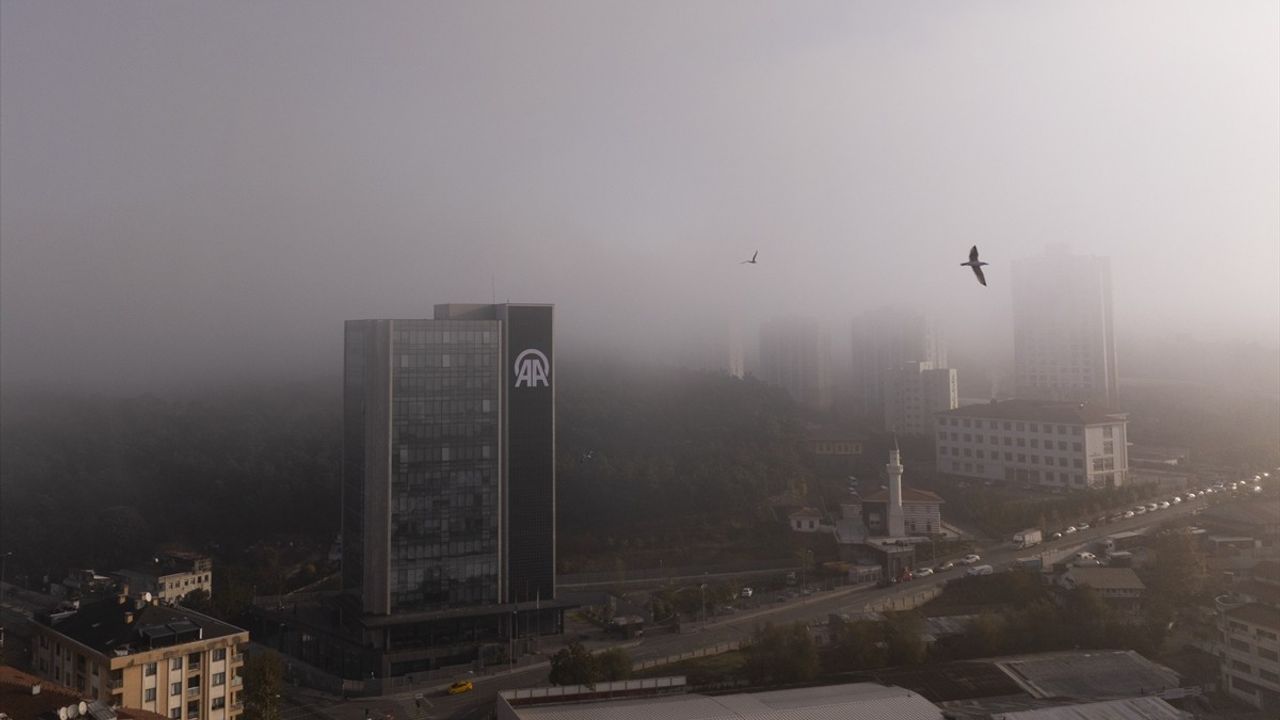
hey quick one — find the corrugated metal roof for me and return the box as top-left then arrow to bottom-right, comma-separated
507,682 -> 945,720
991,696 -> 1191,720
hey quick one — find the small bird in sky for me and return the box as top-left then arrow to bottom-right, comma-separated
962,245 -> 988,286
740,250 -> 758,265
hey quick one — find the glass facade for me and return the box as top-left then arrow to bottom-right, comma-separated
387,320 -> 501,612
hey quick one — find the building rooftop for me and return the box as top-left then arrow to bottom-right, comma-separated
1197,501 -> 1280,532
862,487 -> 945,504
502,681 -> 945,720
790,507 -> 823,519
992,697 -> 1189,720
0,665 -> 169,720
992,651 -> 1181,700
39,595 -> 246,657
1062,567 -> 1145,592
938,399 -> 1126,425
1225,602 -> 1280,632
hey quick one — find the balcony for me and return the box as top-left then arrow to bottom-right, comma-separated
187,687 -> 202,699
230,652 -> 245,663
230,676 -> 243,687
107,677 -> 124,690
188,662 -> 202,673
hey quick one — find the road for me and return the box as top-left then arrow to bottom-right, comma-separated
280,492 -> 1212,719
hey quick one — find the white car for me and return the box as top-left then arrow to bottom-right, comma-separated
1077,523 -> 1091,531
1123,510 -> 1135,518
740,587 -> 753,599
936,560 -> 956,572
1075,551 -> 1097,561
1147,503 -> 1159,511
1064,526 -> 1078,534
1172,496 -> 1182,503
1159,501 -> 1170,509
960,554 -> 982,565
915,567 -> 934,577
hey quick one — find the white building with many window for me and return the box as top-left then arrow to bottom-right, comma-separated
1218,602 -> 1280,711
934,399 -> 1129,490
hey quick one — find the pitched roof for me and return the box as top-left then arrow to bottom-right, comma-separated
39,596 -> 246,657
1226,602 -> 1280,632
863,487 -> 946,504
789,507 -> 823,518
1063,567 -> 1145,591
0,665 -> 96,720
938,399 -> 1126,425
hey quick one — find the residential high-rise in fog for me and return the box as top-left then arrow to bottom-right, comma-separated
336,303 -> 562,676
1012,248 -> 1118,405
851,307 -> 949,426
758,317 -> 833,411
884,361 -> 958,436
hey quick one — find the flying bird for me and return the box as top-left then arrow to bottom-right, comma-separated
740,250 -> 758,265
962,245 -> 988,286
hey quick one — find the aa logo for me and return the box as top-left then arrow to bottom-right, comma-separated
514,349 -> 550,388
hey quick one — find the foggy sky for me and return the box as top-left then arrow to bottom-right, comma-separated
2,1 -> 1277,394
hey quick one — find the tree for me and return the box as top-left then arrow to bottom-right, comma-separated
884,612 -> 926,666
181,588 -> 213,613
1148,533 -> 1208,605
549,641 -> 596,685
744,623 -> 818,685
243,649 -> 283,720
831,619 -> 887,671
595,648 -> 632,681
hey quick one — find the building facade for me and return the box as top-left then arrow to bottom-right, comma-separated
277,303 -> 565,680
935,399 -> 1129,490
115,553 -> 213,605
1012,248 -> 1119,405
884,361 -> 958,436
852,307 -> 947,419
758,317 -> 833,411
1218,602 -> 1280,711
29,596 -> 248,720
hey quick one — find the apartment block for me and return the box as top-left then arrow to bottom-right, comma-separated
29,595 -> 248,720
934,399 -> 1129,490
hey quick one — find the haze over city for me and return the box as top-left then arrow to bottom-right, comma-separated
2,1 -> 1277,394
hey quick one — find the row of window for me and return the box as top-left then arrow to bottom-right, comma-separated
941,446 -> 1086,468
939,417 -> 1089,435
394,328 -> 498,346
939,431 -> 1086,452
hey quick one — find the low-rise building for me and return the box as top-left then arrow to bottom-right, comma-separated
861,487 -> 945,536
789,507 -> 824,533
115,553 -> 213,605
1218,602 -> 1280,711
29,594 -> 249,719
0,665 -> 170,720
935,399 -> 1129,490
1058,567 -> 1145,610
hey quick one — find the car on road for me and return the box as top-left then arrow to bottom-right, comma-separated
448,680 -> 474,695
960,554 -> 982,565
1064,526 -> 1078,534
1123,510 -> 1135,518
1110,513 -> 1124,522
965,564 -> 994,576
1051,532 -> 1063,540
1077,523 -> 1090,530
1146,503 -> 1159,511
915,567 -> 934,577
1159,501 -> 1171,509
740,587 -> 753,599
1134,506 -> 1147,515
935,561 -> 956,572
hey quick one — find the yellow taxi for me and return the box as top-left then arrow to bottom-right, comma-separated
447,680 -> 474,695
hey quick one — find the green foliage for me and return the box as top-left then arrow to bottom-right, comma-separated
743,622 -> 818,685
884,612 -> 927,666
243,649 -> 283,720
830,619 -> 887,671
548,642 -> 632,685
1146,533 -> 1208,604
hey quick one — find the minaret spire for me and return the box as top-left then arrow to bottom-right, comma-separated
886,439 -> 905,537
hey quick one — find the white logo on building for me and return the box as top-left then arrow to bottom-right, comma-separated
514,349 -> 550,388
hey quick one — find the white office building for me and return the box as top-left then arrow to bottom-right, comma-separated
935,399 -> 1129,490
1012,247 -> 1119,406
885,361 -> 958,436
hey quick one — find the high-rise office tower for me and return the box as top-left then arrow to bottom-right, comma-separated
333,303 -> 560,677
758,317 -> 833,411
1012,248 -> 1118,405
851,307 -> 948,420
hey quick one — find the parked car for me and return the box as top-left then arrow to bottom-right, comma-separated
960,554 -> 982,565
936,560 -> 956,572
965,564 -> 994,577
915,567 -> 934,577
1064,526 -> 1078,534
1077,523 -> 1091,530
1159,501 -> 1171,509
1123,510 -> 1135,518
740,587 -> 754,599
1051,532 -> 1063,540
